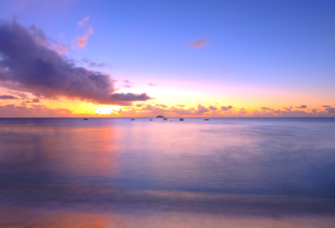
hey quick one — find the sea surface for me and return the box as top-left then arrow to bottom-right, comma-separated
0,118 -> 335,227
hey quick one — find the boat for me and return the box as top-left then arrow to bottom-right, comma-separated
204,119 -> 209,121
179,118 -> 184,121
156,115 -> 164,118
131,119 -> 135,121
149,119 -> 153,121
83,118 -> 88,120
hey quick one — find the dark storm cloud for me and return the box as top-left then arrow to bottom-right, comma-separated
0,20 -> 151,106
296,105 -> 307,109
0,95 -> 18,99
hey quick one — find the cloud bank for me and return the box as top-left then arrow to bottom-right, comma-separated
0,20 -> 151,106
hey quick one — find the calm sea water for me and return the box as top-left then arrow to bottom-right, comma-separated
0,118 -> 335,227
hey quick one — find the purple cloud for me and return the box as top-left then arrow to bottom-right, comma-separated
209,105 -> 218,111
0,104 -> 73,117
221,105 -> 233,111
195,104 -> 209,115
0,20 -> 151,106
325,107 -> 335,114
21,98 -> 41,105
0,95 -> 18,99
296,105 -> 307,109
78,15 -> 89,27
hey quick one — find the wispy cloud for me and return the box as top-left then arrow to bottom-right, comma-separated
148,83 -> 157,87
77,34 -> 88,47
78,15 -> 89,27
82,58 -> 110,68
190,38 -> 208,48
77,26 -> 94,48
296,105 -> 307,109
55,41 -> 71,54
121,80 -> 132,88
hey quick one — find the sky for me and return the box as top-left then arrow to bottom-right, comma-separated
0,0 -> 334,117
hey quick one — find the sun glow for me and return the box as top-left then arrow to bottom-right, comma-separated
94,106 -> 120,115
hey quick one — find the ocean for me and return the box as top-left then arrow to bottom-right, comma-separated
0,118 -> 335,227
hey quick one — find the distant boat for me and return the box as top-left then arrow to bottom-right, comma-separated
83,118 -> 88,120
179,118 -> 184,121
149,119 -> 153,121
204,119 -> 209,121
163,117 -> 167,120
131,119 -> 135,121
156,115 -> 164,118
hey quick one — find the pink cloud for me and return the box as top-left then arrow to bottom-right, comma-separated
209,105 -> 218,111
77,27 -> 94,48
148,83 -> 157,86
190,38 -> 208,48
55,41 -> 71,54
77,34 -> 88,47
88,26 -> 94,35
78,15 -> 89,27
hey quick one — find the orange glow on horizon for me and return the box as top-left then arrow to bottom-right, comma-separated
94,106 -> 121,115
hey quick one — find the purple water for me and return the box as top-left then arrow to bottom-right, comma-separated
0,118 -> 335,227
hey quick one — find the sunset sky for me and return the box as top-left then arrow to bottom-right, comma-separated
0,0 -> 334,117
